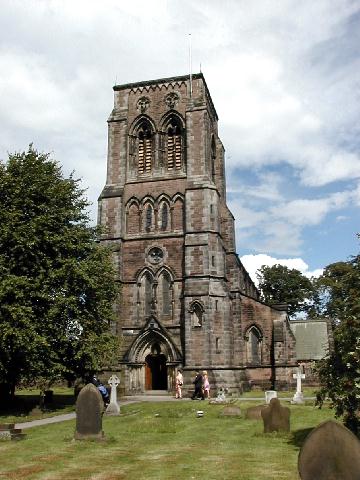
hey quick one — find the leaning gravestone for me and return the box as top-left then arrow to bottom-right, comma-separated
222,405 -> 241,417
74,383 -> 105,440
298,420 -> 360,480
261,398 -> 290,433
245,404 -> 266,420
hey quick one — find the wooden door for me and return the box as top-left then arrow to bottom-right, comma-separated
145,356 -> 152,390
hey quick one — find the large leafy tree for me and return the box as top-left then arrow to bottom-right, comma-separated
256,264 -> 314,317
315,244 -> 360,433
0,146 -> 120,401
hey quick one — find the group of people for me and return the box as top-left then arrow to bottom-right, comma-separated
175,369 -> 210,400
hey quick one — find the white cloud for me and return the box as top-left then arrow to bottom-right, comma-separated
269,191 -> 351,226
240,253 -> 323,284
229,182 -> 359,256
0,0 -> 359,266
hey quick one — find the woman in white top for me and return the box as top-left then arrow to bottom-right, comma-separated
175,369 -> 183,399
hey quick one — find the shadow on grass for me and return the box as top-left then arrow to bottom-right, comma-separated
0,393 -> 75,418
289,427 -> 314,448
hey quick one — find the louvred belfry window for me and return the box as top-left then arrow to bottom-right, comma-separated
138,125 -> 153,174
167,122 -> 182,170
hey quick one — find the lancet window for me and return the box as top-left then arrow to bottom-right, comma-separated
145,204 -> 153,232
246,326 -> 262,364
190,302 -> 204,327
161,272 -> 172,315
144,272 -> 153,316
160,203 -> 169,231
137,122 -> 153,174
166,118 -> 182,170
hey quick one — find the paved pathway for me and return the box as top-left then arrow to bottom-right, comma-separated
16,396 -> 174,430
16,395 -> 315,430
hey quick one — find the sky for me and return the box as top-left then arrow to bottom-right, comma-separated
1,0 -> 359,283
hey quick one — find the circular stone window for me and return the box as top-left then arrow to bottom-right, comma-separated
147,247 -> 164,264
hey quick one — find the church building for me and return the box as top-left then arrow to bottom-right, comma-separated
98,73 -> 297,395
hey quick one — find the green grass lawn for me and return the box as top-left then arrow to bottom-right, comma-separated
0,400 -> 336,480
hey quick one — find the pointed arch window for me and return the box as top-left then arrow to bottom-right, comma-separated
137,122 -> 153,174
145,204 -> 153,232
144,272 -> 153,316
246,326 -> 262,364
211,135 -> 216,180
190,302 -> 204,327
166,119 -> 182,170
162,272 -> 171,315
160,203 -> 169,231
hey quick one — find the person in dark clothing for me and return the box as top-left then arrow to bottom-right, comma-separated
191,371 -> 205,400
91,376 -> 109,406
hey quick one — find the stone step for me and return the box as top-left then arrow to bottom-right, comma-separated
144,390 -> 171,396
11,432 -> 27,441
0,423 -> 15,430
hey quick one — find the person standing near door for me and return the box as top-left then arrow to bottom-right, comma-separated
175,369 -> 183,399
203,371 -> 210,398
191,371 -> 204,400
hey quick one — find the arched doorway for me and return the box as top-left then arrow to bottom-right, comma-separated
145,344 -> 167,390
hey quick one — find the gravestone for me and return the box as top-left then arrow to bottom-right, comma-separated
291,367 -> 305,404
209,387 -> 227,403
105,374 -> 120,416
298,420 -> 360,480
0,424 -> 26,441
245,404 -> 266,420
265,390 -> 277,404
222,405 -> 241,417
261,398 -> 290,433
74,383 -> 104,440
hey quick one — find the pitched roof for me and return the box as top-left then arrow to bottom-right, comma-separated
290,320 -> 329,360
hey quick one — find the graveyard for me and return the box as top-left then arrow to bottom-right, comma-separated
0,388 -> 345,480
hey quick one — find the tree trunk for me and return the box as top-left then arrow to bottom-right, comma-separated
0,382 -> 14,406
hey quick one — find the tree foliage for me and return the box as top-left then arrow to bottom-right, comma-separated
0,146 -> 120,400
315,245 -> 360,433
256,264 -> 313,316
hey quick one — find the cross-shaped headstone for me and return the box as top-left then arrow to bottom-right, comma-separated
292,367 -> 305,404
105,374 -> 120,416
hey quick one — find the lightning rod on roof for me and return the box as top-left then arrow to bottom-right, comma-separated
189,33 -> 193,98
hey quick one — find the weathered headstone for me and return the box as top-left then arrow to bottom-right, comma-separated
265,390 -> 277,404
222,405 -> 241,417
291,367 -> 305,404
74,383 -> 104,440
0,424 -> 26,441
298,420 -> 360,480
245,404 -> 266,420
261,398 -> 290,433
105,374 -> 120,416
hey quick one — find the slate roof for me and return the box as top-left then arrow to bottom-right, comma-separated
290,320 -> 329,360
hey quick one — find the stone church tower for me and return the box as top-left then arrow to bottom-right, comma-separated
98,73 -> 297,395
